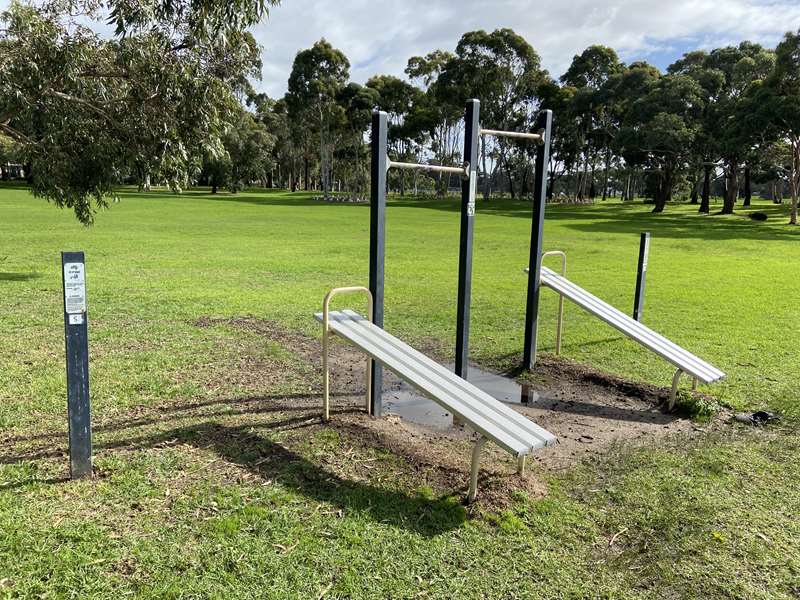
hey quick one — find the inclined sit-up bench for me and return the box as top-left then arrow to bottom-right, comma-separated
316,287 -> 557,502
528,253 -> 725,408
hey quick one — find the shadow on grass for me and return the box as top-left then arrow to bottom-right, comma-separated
0,272 -> 42,282
180,422 -> 466,536
0,397 -> 466,536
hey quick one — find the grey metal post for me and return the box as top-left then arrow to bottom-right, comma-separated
455,99 -> 480,380
634,232 -> 651,322
523,110 -> 554,370
369,111 -> 388,416
61,251 -> 92,478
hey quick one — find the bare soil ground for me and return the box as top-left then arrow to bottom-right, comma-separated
187,317 -> 729,507
1,316 -> 728,512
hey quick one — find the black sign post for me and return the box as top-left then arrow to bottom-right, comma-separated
633,232 -> 650,322
61,251 -> 92,478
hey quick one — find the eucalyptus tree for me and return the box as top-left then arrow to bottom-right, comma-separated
538,79 -> 579,198
0,0 -> 273,223
561,45 -> 624,200
335,82 -> 379,197
405,51 -> 462,196
760,30 -> 800,224
669,43 -> 774,214
366,75 -> 424,195
286,39 -> 350,199
600,61 -> 661,202
617,75 -> 704,212
441,29 -> 547,199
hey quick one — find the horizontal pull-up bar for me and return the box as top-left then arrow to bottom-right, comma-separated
387,159 -> 469,177
480,128 -> 544,143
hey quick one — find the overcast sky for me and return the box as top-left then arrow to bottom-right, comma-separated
249,0 -> 800,97
4,0 -> 800,97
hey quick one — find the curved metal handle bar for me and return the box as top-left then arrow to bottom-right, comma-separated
541,251 -> 567,355
541,250 -> 566,277
322,286 -> 375,421
323,286 -> 374,330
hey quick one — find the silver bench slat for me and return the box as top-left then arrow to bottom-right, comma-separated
316,311 -> 556,456
318,310 -> 546,454
541,268 -> 722,382
318,311 -> 530,455
540,267 -> 725,383
541,268 -> 724,382
339,310 -> 557,447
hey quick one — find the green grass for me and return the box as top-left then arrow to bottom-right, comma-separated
1,185 -> 799,598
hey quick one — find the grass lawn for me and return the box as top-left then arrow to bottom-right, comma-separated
1,185 -> 799,598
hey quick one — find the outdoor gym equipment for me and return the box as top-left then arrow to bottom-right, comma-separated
316,287 -> 556,503
526,254 -> 726,409
317,100 -> 557,501
369,99 -> 554,414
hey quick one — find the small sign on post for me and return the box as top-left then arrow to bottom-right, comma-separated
61,251 -> 92,478
633,233 -> 651,322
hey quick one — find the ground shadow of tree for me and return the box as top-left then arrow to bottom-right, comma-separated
0,407 -> 467,536
170,422 -> 467,537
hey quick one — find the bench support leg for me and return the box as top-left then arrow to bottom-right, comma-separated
692,377 -> 698,392
555,294 -> 564,355
468,436 -> 488,504
669,368 -> 683,411
517,455 -> 526,476
323,327 -> 331,421
365,357 -> 373,416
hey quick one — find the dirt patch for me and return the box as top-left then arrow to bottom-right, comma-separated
193,317 -> 731,506
0,316 -> 727,515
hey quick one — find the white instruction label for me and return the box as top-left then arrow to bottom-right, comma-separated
63,262 -> 87,314
467,171 -> 477,216
68,314 -> 84,325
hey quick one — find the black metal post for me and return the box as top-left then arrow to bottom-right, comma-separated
455,99 -> 480,380
523,110 -> 554,370
61,251 -> 92,478
633,232 -> 650,321
369,111 -> 388,416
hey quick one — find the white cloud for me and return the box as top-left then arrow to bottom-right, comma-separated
251,0 -> 800,96
3,0 -> 798,97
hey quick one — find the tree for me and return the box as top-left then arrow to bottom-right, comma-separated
286,39 -> 349,199
761,30 -> 800,224
0,0 -> 273,223
336,82 -> 378,198
366,75 -> 423,195
670,43 -> 774,214
202,111 -> 275,192
617,75 -> 704,212
405,50 -> 462,196
443,29 -> 547,199
561,46 -> 624,201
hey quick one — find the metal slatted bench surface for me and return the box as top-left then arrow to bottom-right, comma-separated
315,309 -> 557,456
539,266 -> 725,384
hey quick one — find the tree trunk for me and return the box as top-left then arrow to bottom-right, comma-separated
303,158 -> 309,191
689,171 -> 700,204
700,164 -> 711,213
601,146 -> 610,201
721,161 -> 738,214
743,165 -> 751,207
652,168 -> 674,213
